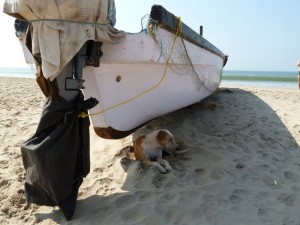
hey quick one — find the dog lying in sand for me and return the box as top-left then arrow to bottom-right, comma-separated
133,129 -> 188,173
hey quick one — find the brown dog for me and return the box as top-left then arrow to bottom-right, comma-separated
133,129 -> 179,173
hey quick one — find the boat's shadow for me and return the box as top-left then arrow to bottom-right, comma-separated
35,88 -> 300,224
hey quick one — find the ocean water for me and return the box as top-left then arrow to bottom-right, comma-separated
0,67 -> 36,78
0,67 -> 298,88
221,70 -> 298,88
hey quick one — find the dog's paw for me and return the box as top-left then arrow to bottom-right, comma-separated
158,164 -> 172,174
161,160 -> 173,172
158,167 -> 168,174
165,164 -> 173,172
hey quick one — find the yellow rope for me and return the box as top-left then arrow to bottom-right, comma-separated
80,17 -> 182,118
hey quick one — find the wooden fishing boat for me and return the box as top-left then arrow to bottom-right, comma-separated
82,5 -> 228,139
16,5 -> 227,139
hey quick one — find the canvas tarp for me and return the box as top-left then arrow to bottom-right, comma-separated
3,0 -> 126,81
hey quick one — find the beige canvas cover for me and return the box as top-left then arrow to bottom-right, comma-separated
3,0 -> 126,80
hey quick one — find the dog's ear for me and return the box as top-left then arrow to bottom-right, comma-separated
157,130 -> 167,142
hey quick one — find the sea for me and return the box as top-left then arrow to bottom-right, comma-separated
221,70 -> 298,88
0,67 -> 298,89
0,67 -> 36,78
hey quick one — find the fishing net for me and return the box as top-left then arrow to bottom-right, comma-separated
144,15 -> 217,93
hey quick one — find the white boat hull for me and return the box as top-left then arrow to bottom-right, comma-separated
83,28 -> 224,138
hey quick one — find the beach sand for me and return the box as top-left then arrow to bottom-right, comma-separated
0,77 -> 300,225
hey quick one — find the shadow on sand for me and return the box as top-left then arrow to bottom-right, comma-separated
36,88 -> 300,224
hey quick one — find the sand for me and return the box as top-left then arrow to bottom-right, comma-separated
0,77 -> 300,225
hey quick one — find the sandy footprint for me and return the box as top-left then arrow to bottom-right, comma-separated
152,173 -> 166,188
165,208 -> 183,224
229,194 -> 243,205
136,190 -> 156,203
257,206 -> 281,223
284,171 -> 300,182
120,203 -> 148,224
210,165 -> 226,181
263,175 -> 279,187
277,193 -> 297,207
114,194 -> 137,209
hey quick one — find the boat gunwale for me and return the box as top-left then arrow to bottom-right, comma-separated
150,5 -> 228,66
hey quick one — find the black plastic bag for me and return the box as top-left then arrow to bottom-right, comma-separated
21,93 -> 98,220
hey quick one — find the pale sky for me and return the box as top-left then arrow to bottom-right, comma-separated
1,0 -> 299,71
